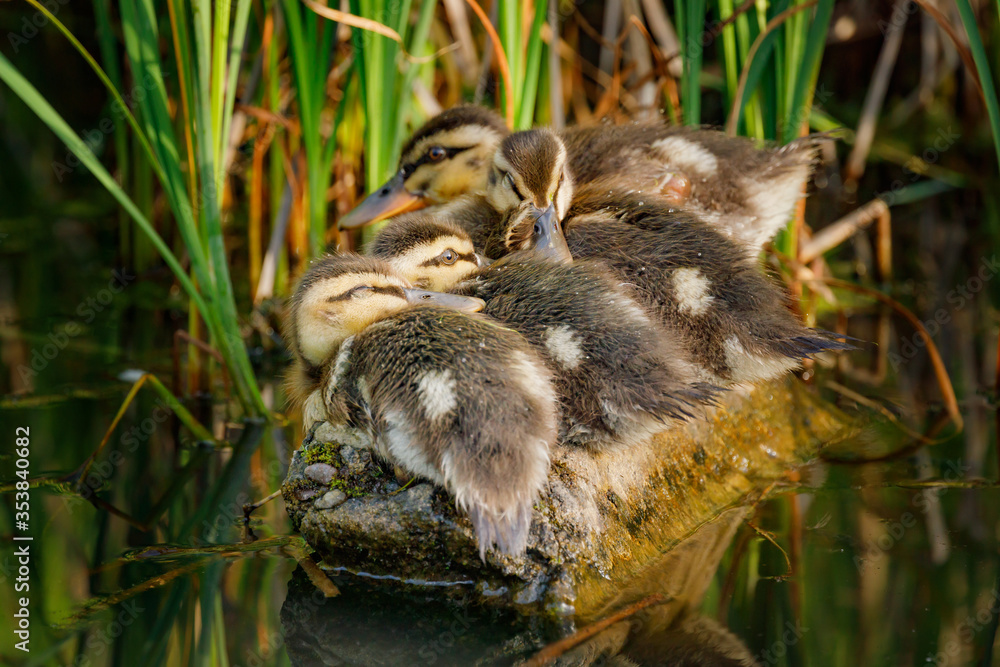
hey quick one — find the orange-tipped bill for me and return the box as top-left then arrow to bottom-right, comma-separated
338,172 -> 428,229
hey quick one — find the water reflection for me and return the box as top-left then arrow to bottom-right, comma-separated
280,508 -> 754,666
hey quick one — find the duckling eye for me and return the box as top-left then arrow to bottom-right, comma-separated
504,172 -> 524,200
428,146 -> 446,162
349,285 -> 373,299
439,249 -> 458,265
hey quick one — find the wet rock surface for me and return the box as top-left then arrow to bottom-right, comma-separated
281,377 -> 857,622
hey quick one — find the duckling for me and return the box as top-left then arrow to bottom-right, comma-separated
369,214 -> 715,449
339,105 -> 819,252
338,106 -> 507,229
283,254 -> 486,416
288,253 -> 559,557
511,171 -> 853,386
560,123 -> 821,252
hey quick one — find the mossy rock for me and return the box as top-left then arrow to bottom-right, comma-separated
281,376 -> 857,621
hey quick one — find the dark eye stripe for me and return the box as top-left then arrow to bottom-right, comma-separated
418,252 -> 477,268
327,285 -> 405,301
507,174 -> 525,201
403,145 -> 475,174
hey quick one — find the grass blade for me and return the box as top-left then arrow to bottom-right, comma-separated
781,0 -> 833,143
955,0 -> 1000,170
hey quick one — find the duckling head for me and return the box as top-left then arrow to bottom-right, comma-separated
339,106 -> 508,229
485,129 -> 575,261
289,254 -> 484,367
368,214 -> 488,292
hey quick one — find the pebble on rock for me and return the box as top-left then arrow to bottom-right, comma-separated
314,489 -> 347,510
304,462 -> 337,485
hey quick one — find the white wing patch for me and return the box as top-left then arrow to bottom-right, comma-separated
383,410 -> 443,484
742,168 -> 809,251
723,335 -> 799,383
543,325 -> 585,370
672,268 -> 714,316
509,349 -> 556,405
417,369 -> 458,422
652,136 -> 719,176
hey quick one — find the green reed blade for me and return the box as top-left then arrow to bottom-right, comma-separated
394,0 -> 439,158
141,578 -> 190,662
956,0 -> 1000,171
782,0 -> 833,143
499,0 -> 522,117
219,0 -> 254,196
677,0 -> 706,125
718,0 -> 740,106
517,0 -> 548,129
23,0 -> 163,186
186,0 -> 267,415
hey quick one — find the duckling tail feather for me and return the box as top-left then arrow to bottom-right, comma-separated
783,329 -> 858,358
464,500 -> 534,561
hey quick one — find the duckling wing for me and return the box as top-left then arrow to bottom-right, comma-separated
562,124 -> 819,252
461,260 -> 716,448
344,307 -> 558,558
559,216 -> 850,385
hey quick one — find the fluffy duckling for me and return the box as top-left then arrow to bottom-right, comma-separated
510,173 -> 853,386
339,105 -> 819,252
288,254 -> 559,557
338,106 -> 508,229
284,254 -> 486,415
560,123 -> 821,252
446,125 -> 849,385
369,215 -> 715,449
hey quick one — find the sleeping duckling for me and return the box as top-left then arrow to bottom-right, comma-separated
283,254 -> 485,417
288,253 -> 558,557
369,215 -> 715,449
490,139 -> 852,385
560,123 -> 821,252
339,105 -> 819,252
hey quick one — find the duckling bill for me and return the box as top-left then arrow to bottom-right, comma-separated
287,254 -> 558,557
